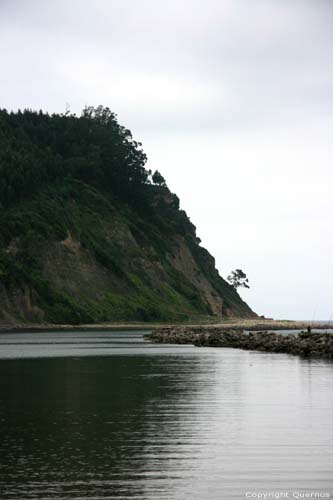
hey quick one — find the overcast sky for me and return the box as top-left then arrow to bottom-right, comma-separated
1,0 -> 332,319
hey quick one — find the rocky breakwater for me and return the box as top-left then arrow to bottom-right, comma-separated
147,328 -> 333,359
148,326 -> 213,344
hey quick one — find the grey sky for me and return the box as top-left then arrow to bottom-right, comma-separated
1,0 -> 332,319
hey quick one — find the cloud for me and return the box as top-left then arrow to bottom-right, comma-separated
2,0 -> 333,133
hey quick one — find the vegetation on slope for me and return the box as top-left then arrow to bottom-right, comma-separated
0,106 -> 255,324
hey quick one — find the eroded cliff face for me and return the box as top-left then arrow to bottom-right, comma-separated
169,236 -> 223,316
0,181 -> 255,325
0,284 -> 42,324
0,108 -> 256,326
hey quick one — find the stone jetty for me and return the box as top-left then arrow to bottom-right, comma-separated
147,327 -> 333,359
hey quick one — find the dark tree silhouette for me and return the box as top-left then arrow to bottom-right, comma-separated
227,269 -> 250,290
152,170 -> 166,186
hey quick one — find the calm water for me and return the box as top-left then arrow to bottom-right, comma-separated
0,330 -> 333,499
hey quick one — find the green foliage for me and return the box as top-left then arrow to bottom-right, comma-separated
35,281 -> 94,324
167,266 -> 212,314
0,106 -> 254,323
0,106 -> 148,208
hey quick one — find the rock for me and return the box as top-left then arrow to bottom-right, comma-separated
146,327 -> 333,359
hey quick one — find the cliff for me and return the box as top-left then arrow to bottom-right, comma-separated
0,107 -> 255,325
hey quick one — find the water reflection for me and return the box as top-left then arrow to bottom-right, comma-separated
0,332 -> 332,499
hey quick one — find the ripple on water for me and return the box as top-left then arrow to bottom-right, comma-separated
0,330 -> 332,499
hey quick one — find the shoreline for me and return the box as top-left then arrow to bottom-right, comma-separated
0,318 -> 332,334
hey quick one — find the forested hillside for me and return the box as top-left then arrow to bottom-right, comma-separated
0,107 -> 255,324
